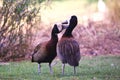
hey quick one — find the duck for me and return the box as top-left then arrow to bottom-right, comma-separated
57,15 -> 81,75
31,23 -> 67,74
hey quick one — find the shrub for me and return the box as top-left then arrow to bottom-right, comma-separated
0,0 -> 46,61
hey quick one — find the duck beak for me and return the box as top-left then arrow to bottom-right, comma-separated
61,20 -> 69,30
62,20 -> 68,24
57,20 -> 69,33
62,24 -> 69,29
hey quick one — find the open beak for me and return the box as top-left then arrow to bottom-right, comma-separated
61,20 -> 69,30
62,20 -> 68,24
57,20 -> 69,33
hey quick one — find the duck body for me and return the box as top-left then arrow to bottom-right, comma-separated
57,37 -> 80,66
32,38 -> 58,64
32,24 -> 63,74
57,15 -> 81,75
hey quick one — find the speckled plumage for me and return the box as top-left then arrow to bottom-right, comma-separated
57,15 -> 81,75
57,38 -> 80,66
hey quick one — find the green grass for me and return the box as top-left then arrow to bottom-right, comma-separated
0,55 -> 120,80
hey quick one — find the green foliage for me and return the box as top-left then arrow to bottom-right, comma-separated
0,55 -> 120,80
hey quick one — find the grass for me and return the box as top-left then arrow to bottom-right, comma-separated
0,55 -> 120,80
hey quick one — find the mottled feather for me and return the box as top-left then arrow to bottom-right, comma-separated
57,37 -> 80,66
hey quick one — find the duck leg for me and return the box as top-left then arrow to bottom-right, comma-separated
62,64 -> 65,75
49,63 -> 53,74
38,64 -> 41,74
73,66 -> 76,74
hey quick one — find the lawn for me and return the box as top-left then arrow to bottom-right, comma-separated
0,55 -> 120,80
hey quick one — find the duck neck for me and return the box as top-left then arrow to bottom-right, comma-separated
62,25 -> 74,37
51,32 -> 58,41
